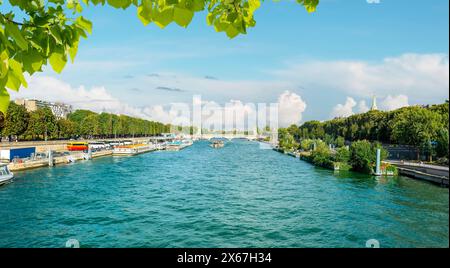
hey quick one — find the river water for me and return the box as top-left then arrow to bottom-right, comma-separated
0,140 -> 448,248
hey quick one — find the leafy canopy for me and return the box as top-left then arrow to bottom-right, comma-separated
0,0 -> 319,114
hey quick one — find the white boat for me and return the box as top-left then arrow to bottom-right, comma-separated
182,139 -> 194,147
165,139 -> 194,151
113,144 -> 155,156
0,163 -> 14,185
210,140 -> 225,149
165,141 -> 182,151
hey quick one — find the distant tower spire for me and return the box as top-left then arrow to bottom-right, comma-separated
371,95 -> 378,111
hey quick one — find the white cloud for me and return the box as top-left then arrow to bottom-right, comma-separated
277,91 -> 307,127
379,94 -> 409,111
11,76 -> 145,118
331,97 -> 357,118
272,53 -> 449,104
357,100 -> 370,113
142,104 -> 191,125
12,53 -> 445,124
11,76 -> 306,131
330,94 -> 410,118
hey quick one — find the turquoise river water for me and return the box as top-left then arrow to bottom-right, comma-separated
0,140 -> 448,248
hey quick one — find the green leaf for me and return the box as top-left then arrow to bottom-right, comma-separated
5,22 -> 28,50
76,16 -> 93,35
248,0 -> 261,11
297,0 -> 319,13
90,0 -> 106,5
107,0 -> 132,9
206,13 -> 214,26
213,18 -> 230,33
22,50 -> 44,74
225,25 -> 239,39
6,58 -> 27,91
6,70 -> 21,91
153,7 -> 175,29
0,86 -> 10,115
192,0 -> 205,12
68,41 -> 79,63
50,26 -> 63,44
0,51 -> 8,79
49,50 -> 67,73
173,7 -> 194,27
137,0 -> 153,26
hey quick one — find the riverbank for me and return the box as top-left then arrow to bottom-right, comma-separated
3,137 -> 194,173
274,146 -> 448,187
0,137 -> 151,153
386,160 -> 449,187
7,150 -> 113,172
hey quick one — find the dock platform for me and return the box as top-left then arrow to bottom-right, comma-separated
386,161 -> 449,187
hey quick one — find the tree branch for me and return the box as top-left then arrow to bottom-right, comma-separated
1,13 -> 34,27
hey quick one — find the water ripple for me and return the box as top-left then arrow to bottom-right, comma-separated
0,140 -> 448,248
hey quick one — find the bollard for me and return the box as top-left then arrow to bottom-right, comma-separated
375,148 -> 382,176
48,150 -> 54,167
88,146 -> 92,160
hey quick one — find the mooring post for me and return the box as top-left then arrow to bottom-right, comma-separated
48,150 -> 54,167
375,148 -> 382,176
87,146 -> 92,160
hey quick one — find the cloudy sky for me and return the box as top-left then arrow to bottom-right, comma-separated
9,0 -> 450,127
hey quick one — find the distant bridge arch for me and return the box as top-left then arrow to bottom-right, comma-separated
194,134 -> 259,141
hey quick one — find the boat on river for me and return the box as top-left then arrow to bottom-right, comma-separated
67,142 -> 88,151
165,139 -> 193,151
210,140 -> 225,149
0,163 -> 14,185
113,144 -> 155,156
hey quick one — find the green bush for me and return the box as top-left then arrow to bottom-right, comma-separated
310,141 -> 334,169
349,140 -> 373,173
300,139 -> 315,151
436,128 -> 449,159
334,136 -> 345,148
349,140 -> 388,174
334,162 -> 352,171
384,164 -> 398,176
278,128 -> 299,151
334,147 -> 350,163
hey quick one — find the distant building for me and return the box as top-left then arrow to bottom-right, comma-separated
370,95 -> 378,111
14,99 -> 72,119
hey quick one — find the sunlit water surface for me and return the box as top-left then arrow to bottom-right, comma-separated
0,140 -> 448,248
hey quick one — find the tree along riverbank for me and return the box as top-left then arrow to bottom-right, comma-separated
278,101 -> 449,172
0,102 -> 193,142
277,139 -> 398,176
279,102 -> 449,167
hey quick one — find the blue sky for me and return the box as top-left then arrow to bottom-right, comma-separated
8,0 -> 450,125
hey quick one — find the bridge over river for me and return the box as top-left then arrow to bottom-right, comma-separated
193,134 -> 260,141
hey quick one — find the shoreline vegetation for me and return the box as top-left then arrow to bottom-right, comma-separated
277,101 -> 449,176
276,138 -> 397,176
0,101 -> 194,142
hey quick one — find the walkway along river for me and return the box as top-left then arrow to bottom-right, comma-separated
0,140 -> 448,248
